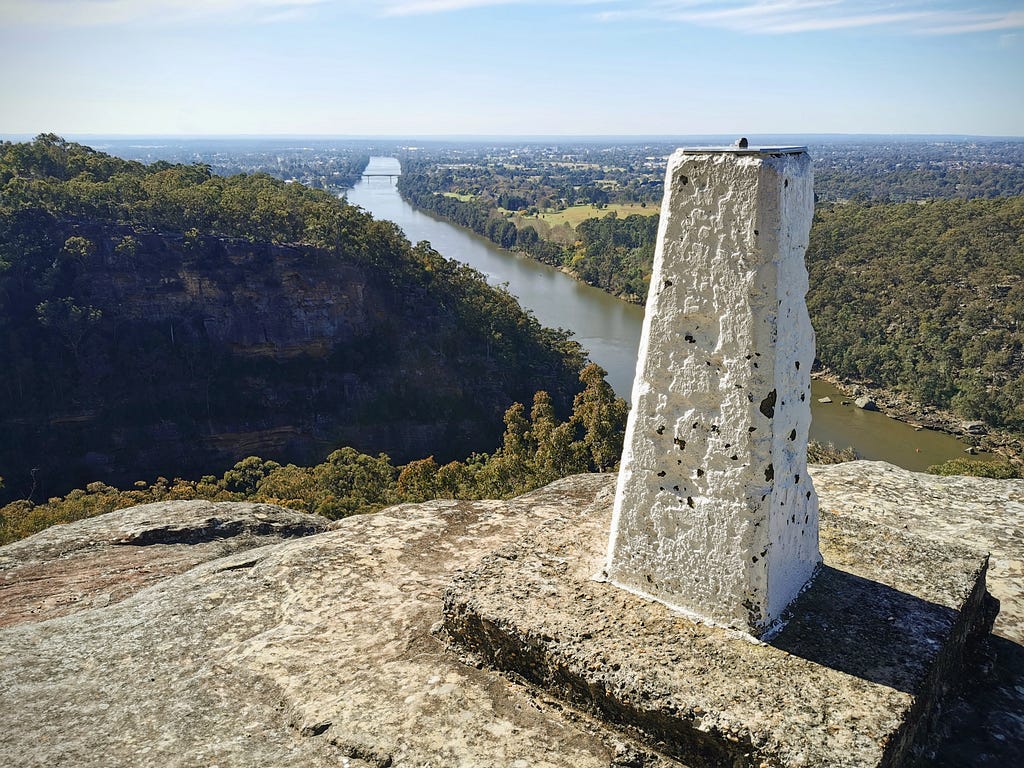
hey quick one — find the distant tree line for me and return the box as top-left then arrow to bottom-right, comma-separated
0,134 -> 378,249
568,213 -> 658,300
814,165 -> 1024,202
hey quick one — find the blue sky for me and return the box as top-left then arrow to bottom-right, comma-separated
1,1 -> 1022,136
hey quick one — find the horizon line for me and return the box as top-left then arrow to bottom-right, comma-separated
3,131 -> 1024,142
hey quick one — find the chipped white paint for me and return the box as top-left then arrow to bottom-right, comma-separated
605,147 -> 820,637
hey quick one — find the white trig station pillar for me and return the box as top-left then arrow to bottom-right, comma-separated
605,141 -> 820,638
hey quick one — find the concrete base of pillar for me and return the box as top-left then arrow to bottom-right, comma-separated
442,500 -> 997,768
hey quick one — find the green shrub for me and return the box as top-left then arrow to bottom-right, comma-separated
926,458 -> 1021,479
807,441 -> 859,464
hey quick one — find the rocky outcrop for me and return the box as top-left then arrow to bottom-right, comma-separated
0,464 -> 1020,766
0,500 -> 329,628
854,395 -> 878,411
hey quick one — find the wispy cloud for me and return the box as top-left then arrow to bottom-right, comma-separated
380,0 -> 1024,36
0,0 -> 328,27
380,0 -> 529,16
2,0 -> 1021,36
595,1 -> 1024,36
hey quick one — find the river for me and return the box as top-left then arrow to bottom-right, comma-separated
346,157 -> 977,472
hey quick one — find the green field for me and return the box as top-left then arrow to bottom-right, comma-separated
524,203 -> 658,230
440,191 -> 476,202
437,193 -> 658,231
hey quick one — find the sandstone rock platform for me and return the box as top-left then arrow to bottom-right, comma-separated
0,464 -> 1021,767
443,486 -> 995,767
0,499 -> 330,628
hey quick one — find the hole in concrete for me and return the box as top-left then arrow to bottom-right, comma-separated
687,497 -> 695,508
674,438 -> 686,450
679,174 -> 689,186
795,361 -> 800,370
749,426 -> 757,433
765,463 -> 774,482
664,279 -> 673,287
696,468 -> 705,477
795,474 -> 800,483
657,470 -> 666,477
656,425 -> 665,435
789,429 -> 797,441
685,333 -> 696,343
806,491 -> 812,500
759,390 -> 777,419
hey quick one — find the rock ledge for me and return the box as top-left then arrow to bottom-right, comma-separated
0,465 -> 1021,767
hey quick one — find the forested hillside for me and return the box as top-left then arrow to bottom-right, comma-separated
807,197 -> 1024,431
0,136 -> 588,503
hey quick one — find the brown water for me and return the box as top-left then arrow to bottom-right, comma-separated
807,381 -> 977,471
347,158 -> 981,472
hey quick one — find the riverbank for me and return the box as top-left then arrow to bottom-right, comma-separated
396,189 -> 1022,467
556,264 -> 645,304
811,368 -> 1024,466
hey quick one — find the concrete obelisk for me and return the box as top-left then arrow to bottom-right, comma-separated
605,143 -> 820,638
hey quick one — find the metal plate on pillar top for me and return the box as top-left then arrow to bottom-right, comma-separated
680,145 -> 807,154
681,137 -> 806,154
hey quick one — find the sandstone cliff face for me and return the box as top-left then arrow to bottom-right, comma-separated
0,215 -> 582,500
0,462 -> 1019,767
